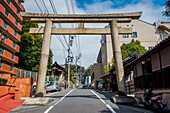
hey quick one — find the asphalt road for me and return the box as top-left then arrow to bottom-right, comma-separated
14,89 -> 152,113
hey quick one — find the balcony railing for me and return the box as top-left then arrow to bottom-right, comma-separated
0,4 -> 22,31
0,36 -> 20,52
0,63 -> 17,75
13,0 -> 24,11
0,18 -> 21,42
0,48 -> 18,64
3,0 -> 23,22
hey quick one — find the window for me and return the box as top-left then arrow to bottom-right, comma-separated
123,34 -> 129,38
15,20 -> 18,26
11,54 -> 15,60
7,0 -> 10,5
5,10 -> 9,17
132,32 -> 137,38
18,0 -> 21,5
148,47 -> 153,50
17,10 -> 20,15
101,35 -> 105,44
14,31 -> 17,37
160,33 -> 163,40
0,48 -> 4,55
1,35 -> 6,42
3,22 -> 7,29
10,65 -> 13,72
13,43 -> 16,48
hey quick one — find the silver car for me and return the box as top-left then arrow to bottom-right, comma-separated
46,82 -> 61,92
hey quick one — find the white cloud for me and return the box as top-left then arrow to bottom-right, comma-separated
83,0 -> 167,23
24,0 -> 168,68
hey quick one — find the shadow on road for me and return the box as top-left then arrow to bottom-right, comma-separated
47,94 -> 99,100
98,108 -> 112,113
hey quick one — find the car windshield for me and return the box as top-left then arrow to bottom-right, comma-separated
48,82 -> 54,86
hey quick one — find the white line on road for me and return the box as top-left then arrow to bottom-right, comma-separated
44,89 -> 75,113
91,90 -> 116,113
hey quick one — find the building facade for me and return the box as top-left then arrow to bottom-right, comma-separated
90,63 -> 104,89
156,21 -> 170,40
50,61 -> 65,84
101,20 -> 169,66
93,20 -> 170,90
124,37 -> 170,106
0,0 -> 24,75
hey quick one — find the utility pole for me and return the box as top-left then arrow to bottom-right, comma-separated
67,36 -> 71,88
67,35 -> 74,88
75,53 -> 81,87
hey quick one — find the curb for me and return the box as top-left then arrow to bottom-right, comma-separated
9,89 -> 69,113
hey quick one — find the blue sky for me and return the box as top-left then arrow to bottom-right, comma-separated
76,0 -> 166,10
24,0 -> 169,68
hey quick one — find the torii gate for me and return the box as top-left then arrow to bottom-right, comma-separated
21,12 -> 142,97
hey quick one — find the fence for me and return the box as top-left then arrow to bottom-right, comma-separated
17,68 -> 38,81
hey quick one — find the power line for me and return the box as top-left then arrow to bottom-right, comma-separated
69,0 -> 81,57
56,35 -> 67,49
71,0 -> 75,14
49,0 -> 73,58
49,0 -> 70,48
39,0 -> 46,13
49,0 -> 57,14
34,0 -> 68,64
64,0 -> 71,14
41,0 -> 49,14
34,0 -> 43,13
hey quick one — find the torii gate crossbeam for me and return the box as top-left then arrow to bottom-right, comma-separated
21,12 -> 142,97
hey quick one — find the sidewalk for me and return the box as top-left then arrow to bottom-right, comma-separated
9,89 -> 69,112
0,94 -> 24,113
96,89 -> 170,113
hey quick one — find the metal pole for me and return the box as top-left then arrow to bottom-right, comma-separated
35,20 -> 52,97
110,20 -> 126,95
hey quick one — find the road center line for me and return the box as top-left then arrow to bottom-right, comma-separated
91,90 -> 116,113
44,89 -> 75,113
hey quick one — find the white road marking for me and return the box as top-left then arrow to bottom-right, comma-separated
44,89 -> 75,113
91,90 -> 116,113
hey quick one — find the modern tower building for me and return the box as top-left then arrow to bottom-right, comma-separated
0,0 -> 24,75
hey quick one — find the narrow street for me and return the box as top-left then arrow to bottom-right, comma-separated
13,89 -> 152,113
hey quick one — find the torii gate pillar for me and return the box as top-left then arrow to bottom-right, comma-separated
35,20 -> 52,97
110,20 -> 126,94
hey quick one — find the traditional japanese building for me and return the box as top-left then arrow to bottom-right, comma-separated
0,0 -> 24,75
50,61 -> 65,83
124,36 -> 170,106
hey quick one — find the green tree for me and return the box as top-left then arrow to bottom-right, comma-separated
16,19 -> 53,72
104,62 -> 111,74
64,64 -> 82,84
104,39 -> 147,74
121,39 -> 147,60
163,0 -> 170,17
84,65 -> 93,77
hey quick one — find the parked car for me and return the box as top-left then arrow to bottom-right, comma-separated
46,82 -> 61,93
32,81 -> 50,95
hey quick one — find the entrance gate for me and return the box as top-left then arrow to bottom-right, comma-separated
22,12 -> 142,97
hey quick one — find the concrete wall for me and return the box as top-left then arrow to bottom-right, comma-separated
93,63 -> 104,81
90,63 -> 104,89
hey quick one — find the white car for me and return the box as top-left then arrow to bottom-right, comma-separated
46,82 -> 61,92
